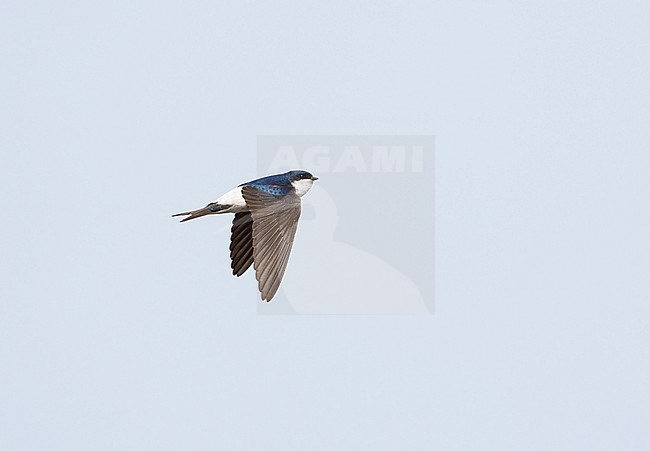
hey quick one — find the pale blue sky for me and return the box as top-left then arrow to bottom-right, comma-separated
1,1 -> 649,450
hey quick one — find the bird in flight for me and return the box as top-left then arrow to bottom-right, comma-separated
173,170 -> 318,301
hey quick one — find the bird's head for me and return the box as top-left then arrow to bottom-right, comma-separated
287,170 -> 318,197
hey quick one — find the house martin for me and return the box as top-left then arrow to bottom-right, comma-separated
173,170 -> 318,301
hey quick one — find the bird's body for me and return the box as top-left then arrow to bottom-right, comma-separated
173,170 -> 318,301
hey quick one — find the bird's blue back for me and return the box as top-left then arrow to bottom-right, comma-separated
241,172 -> 291,186
239,171 -> 294,196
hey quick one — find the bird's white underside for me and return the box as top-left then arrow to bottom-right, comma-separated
215,187 -> 247,212
214,180 -> 313,213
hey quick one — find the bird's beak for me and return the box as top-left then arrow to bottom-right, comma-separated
311,176 -> 319,181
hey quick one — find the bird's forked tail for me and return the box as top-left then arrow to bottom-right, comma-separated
172,203 -> 224,222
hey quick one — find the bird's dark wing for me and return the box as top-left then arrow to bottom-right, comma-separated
241,185 -> 301,301
229,212 -> 254,277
